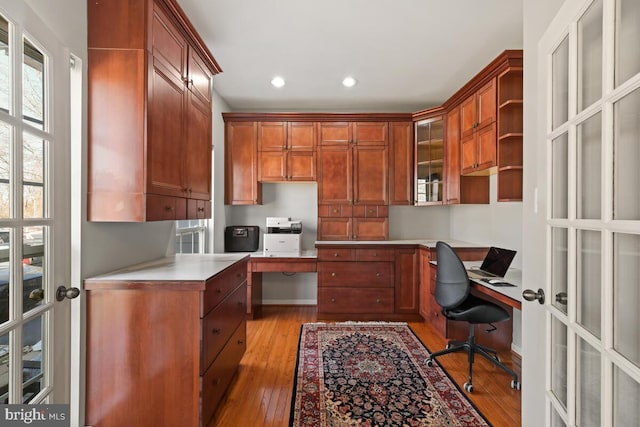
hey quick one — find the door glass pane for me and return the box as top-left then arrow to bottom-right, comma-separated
577,230 -> 601,337
577,338 -> 601,427
553,36 -> 570,129
578,0 -> 603,111
551,316 -> 568,408
22,38 -> 44,130
613,87 -> 640,220
613,365 -> 640,426
0,15 -> 9,114
0,331 -> 9,403
22,315 -> 43,403
23,132 -> 46,219
613,233 -> 640,367
0,122 -> 9,219
552,133 -> 569,218
615,0 -> 640,87
0,228 -> 10,324
551,407 -> 567,427
552,228 -> 569,314
577,113 -> 601,219
415,119 -> 443,203
23,226 -> 44,314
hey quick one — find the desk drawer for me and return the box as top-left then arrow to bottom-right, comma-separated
201,321 -> 246,426
317,248 -> 355,262
202,260 -> 247,316
355,248 -> 394,262
202,283 -> 246,373
318,287 -> 394,313
318,262 -> 393,287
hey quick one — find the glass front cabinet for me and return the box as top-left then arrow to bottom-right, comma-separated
414,117 -> 444,205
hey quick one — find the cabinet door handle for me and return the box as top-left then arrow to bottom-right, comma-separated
213,378 -> 221,386
237,339 -> 245,345
372,253 -> 377,257
333,253 -> 339,257
376,299 -> 381,303
211,328 -> 221,335
376,272 -> 381,277
197,207 -> 205,212
164,205 -> 174,211
331,298 -> 336,302
333,209 -> 339,213
331,272 -> 336,277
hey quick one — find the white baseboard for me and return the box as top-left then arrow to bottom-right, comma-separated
511,343 -> 522,356
262,299 -> 317,305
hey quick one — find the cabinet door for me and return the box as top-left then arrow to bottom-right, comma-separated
476,78 -> 497,129
151,4 -> 188,85
352,217 -> 388,240
288,151 -> 316,181
353,145 -> 388,205
476,122 -> 497,170
288,122 -> 316,150
318,122 -> 352,146
318,145 -> 352,204
258,151 -> 286,182
395,248 -> 419,313
354,122 -> 388,146
225,122 -> 261,204
389,122 -> 413,205
188,49 -> 212,107
419,249 -> 431,320
444,108 -> 461,204
185,93 -> 211,200
460,132 -> 477,175
317,217 -> 352,241
460,93 -> 477,139
258,122 -> 287,151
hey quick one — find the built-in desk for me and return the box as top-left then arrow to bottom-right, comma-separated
247,250 -> 317,318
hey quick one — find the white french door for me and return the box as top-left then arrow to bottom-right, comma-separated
529,0 -> 640,425
0,1 -> 71,404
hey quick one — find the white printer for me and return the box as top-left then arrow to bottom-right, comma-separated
263,217 -> 302,257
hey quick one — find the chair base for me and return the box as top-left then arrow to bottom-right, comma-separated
426,324 -> 520,391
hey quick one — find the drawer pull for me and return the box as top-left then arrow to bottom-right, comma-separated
211,328 -> 221,335
331,272 -> 336,277
333,209 -> 339,213
213,378 -> 221,386
215,288 -> 222,294
373,253 -> 377,257
238,340 -> 245,345
376,272 -> 381,277
334,253 -> 339,257
197,207 -> 205,212
331,298 -> 336,303
368,209 -> 375,214
376,299 -> 381,303
165,205 -> 174,211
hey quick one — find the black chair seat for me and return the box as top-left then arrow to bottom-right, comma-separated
443,294 -> 510,324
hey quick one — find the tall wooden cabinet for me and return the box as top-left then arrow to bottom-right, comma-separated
224,122 -> 261,205
88,0 -> 221,221
389,122 -> 413,205
317,121 -> 389,240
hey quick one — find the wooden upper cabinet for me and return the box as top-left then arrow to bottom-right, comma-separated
289,122 -> 316,150
354,122 -> 388,146
318,145 -> 352,204
353,145 -> 388,205
460,78 -> 496,138
225,122 -> 261,205
444,108 -> 461,204
318,122 -> 352,145
389,122 -> 413,205
258,122 -> 287,151
87,0 -> 220,221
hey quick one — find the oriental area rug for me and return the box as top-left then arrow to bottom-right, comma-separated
289,322 -> 490,427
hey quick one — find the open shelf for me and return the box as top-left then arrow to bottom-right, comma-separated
497,67 -> 523,201
499,132 -> 524,141
416,139 -> 444,147
499,99 -> 524,109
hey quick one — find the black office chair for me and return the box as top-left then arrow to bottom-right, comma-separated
425,241 -> 520,392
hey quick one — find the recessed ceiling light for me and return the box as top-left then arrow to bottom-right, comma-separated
271,76 -> 285,88
342,77 -> 357,87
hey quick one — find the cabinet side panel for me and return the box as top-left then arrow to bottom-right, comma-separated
389,122 -> 413,205
88,0 -> 147,49
86,289 -> 200,427
88,49 -> 145,220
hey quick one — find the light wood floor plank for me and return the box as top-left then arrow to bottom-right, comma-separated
209,306 -> 521,427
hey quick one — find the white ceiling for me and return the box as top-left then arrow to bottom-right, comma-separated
178,0 -> 523,112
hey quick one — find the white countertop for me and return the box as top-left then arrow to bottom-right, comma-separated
315,239 -> 486,248
85,253 -> 250,283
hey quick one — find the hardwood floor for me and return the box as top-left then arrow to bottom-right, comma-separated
210,306 -> 521,427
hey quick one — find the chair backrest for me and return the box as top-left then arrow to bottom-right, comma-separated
435,241 -> 470,309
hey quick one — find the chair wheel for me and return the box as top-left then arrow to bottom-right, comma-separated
464,382 -> 473,392
510,380 -> 521,390
426,358 -> 434,367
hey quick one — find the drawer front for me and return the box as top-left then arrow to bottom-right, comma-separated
202,321 -> 247,426
202,260 -> 248,316
352,205 -> 389,218
146,194 -> 186,221
318,262 -> 393,287
355,248 -> 394,262
317,248 -> 355,262
318,204 -> 353,217
318,287 -> 394,313
202,282 -> 246,373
